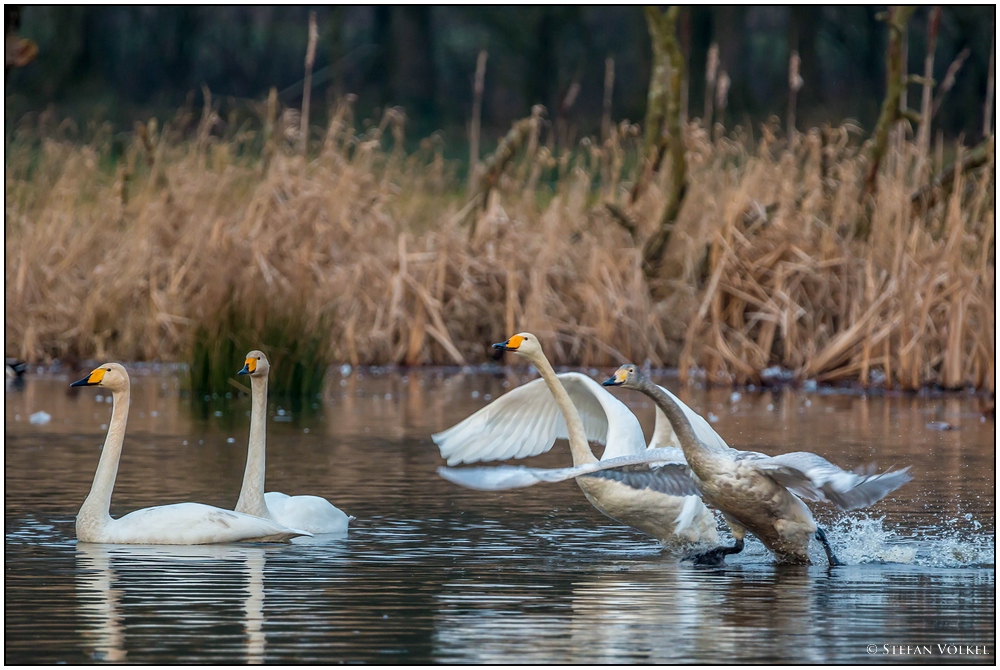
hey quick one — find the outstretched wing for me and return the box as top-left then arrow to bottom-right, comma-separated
432,373 -> 646,465
583,464 -> 701,497
436,447 -> 689,491
744,451 -> 913,510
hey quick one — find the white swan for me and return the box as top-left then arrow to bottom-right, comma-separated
603,364 -> 914,565
235,351 -> 353,534
433,333 -> 718,549
70,364 -> 310,545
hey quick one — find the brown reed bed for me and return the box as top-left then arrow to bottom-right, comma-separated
4,100 -> 994,393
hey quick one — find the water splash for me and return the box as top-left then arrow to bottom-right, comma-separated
825,512 -> 994,568
826,513 -> 917,565
698,510 -> 993,567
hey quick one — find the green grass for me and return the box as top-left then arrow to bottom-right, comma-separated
189,306 -> 330,398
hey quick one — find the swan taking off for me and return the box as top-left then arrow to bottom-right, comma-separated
433,332 -> 718,551
236,351 -> 353,534
603,364 -> 913,565
70,364 -> 310,545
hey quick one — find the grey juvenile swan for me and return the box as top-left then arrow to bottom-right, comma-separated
603,364 -> 913,565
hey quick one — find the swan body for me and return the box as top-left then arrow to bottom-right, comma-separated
434,333 -> 718,549
71,364 -> 310,545
76,502 -> 304,545
604,364 -> 913,565
263,492 -> 351,534
237,351 -> 353,535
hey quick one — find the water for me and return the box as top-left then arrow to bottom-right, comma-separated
5,367 -> 995,663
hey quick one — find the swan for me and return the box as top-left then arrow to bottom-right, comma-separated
603,364 -> 914,565
433,332 -> 718,550
235,351 -> 353,534
70,364 -> 310,545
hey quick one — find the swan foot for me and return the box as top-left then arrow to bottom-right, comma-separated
815,526 -> 842,566
689,537 -> 744,567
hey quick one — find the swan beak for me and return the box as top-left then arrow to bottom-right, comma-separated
602,371 -> 625,387
71,369 -> 105,387
237,360 -> 254,376
493,334 -> 524,352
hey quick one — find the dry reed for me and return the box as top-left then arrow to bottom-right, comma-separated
4,97 -> 994,392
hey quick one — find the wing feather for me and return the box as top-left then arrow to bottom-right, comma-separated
746,451 -> 913,510
437,447 -> 690,491
432,373 -> 646,465
582,463 -> 701,497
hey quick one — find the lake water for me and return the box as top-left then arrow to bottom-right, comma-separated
4,366 -> 995,663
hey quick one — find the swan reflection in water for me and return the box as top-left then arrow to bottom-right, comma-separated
75,543 -> 270,664
430,561 -> 950,664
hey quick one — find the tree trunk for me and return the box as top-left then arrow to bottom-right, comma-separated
857,6 -> 916,239
641,6 -> 688,286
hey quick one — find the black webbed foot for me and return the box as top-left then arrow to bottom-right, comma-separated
815,526 -> 842,567
689,537 -> 744,567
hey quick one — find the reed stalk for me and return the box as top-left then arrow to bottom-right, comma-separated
4,90 -> 994,392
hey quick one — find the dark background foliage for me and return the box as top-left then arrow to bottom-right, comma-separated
5,6 -> 995,147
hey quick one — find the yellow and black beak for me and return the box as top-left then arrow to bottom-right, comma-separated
238,358 -> 257,376
492,334 -> 524,352
71,369 -> 106,387
602,369 -> 626,387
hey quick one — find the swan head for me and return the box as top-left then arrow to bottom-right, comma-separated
602,363 -> 643,389
492,332 -> 542,360
238,350 -> 270,378
70,363 -> 130,392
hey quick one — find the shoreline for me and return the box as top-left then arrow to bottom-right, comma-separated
10,360 -> 996,401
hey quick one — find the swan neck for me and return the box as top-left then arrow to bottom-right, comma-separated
79,387 -> 130,523
529,352 -> 597,466
235,374 -> 273,519
640,379 -> 717,467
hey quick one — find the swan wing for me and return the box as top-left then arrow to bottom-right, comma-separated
583,464 -> 702,497
264,492 -> 353,535
105,503 -> 311,545
437,447 -> 689,491
432,372 -> 645,465
649,406 -> 680,449
747,452 -> 914,510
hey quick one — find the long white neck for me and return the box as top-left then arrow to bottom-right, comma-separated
78,387 -> 130,525
526,351 -> 598,466
235,375 -> 273,519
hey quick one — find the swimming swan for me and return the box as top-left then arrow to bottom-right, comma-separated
70,364 -> 310,545
434,333 -> 718,549
603,364 -> 914,565
235,351 -> 353,534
